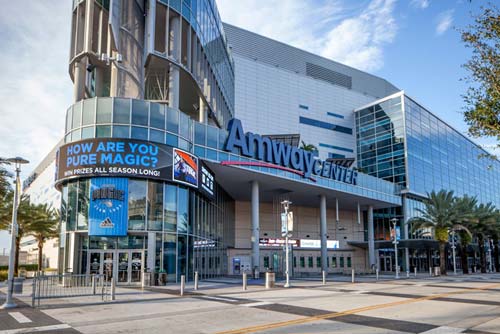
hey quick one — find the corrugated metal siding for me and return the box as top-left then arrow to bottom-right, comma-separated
223,23 -> 399,99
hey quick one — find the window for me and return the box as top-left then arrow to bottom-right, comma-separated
164,184 -> 177,232
97,98 -> 112,124
316,257 -> 321,268
327,112 -> 344,119
300,257 -> 305,268
147,181 -> 163,231
299,104 -> 309,110
347,257 -> 352,268
299,116 -> 353,135
264,256 -> 269,268
132,100 -> 149,126
340,256 -> 345,268
308,256 -> 313,268
293,256 -> 297,268
177,187 -> 189,233
128,180 -> 146,230
113,99 -> 130,124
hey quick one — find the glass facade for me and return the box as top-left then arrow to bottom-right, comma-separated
59,178 -> 234,281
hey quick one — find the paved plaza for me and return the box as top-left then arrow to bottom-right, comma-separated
1,273 -> 500,333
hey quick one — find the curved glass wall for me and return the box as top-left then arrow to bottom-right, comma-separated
60,178 -> 234,281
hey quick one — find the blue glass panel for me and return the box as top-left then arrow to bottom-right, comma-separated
131,126 -> 148,140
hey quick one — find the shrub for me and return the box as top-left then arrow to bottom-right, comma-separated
0,270 -> 7,282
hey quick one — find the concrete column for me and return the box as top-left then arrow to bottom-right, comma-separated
73,61 -> 86,102
404,221 -> 410,272
320,195 -> 328,272
169,16 -> 180,109
199,97 -> 207,124
251,181 -> 260,276
147,232 -> 156,272
94,66 -> 104,97
368,206 -> 376,269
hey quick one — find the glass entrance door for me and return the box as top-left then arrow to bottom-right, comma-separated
87,250 -> 144,284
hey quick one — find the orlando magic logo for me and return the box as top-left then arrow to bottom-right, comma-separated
91,185 -> 125,228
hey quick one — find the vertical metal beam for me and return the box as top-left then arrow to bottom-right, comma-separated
251,181 -> 260,278
368,206 -> 376,269
320,195 -> 328,272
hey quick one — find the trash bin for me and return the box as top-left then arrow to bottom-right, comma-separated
434,266 -> 441,276
158,273 -> 167,286
265,272 -> 275,289
13,277 -> 24,294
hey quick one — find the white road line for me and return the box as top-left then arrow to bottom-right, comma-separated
8,313 -> 32,324
351,290 -> 368,294
0,324 -> 72,334
202,295 -> 237,302
242,301 -> 272,307
421,327 -> 465,334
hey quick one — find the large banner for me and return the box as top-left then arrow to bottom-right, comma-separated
89,177 -> 128,236
172,148 -> 198,188
56,138 -> 173,184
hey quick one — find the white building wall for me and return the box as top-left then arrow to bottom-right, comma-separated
21,160 -> 60,269
233,55 -> 376,160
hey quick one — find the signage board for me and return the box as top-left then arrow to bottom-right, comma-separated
223,119 -> 357,185
199,162 -> 215,199
56,138 -> 172,185
172,148 -> 198,188
281,213 -> 287,236
89,177 -> 128,236
259,238 -> 299,248
299,239 -> 339,249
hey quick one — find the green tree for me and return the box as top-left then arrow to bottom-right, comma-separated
453,195 -> 478,274
409,190 -> 471,275
300,141 -> 318,153
461,4 -> 500,157
28,204 -> 59,271
471,203 -> 498,273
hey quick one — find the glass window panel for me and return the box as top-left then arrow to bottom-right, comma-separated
96,98 -> 112,124
113,98 -> 131,124
77,179 -> 89,230
128,179 -> 146,230
179,112 -> 190,139
163,233 -> 176,281
177,187 -> 189,233
150,129 -> 165,143
150,103 -> 165,129
72,102 -> 82,128
81,126 -> 95,139
67,182 -> 78,231
82,99 -> 96,126
131,126 -> 148,140
96,125 -> 111,138
147,181 -> 163,231
132,100 -> 149,126
194,122 -> 206,145
71,129 -> 81,142
166,133 -> 178,147
177,234 -> 187,279
66,107 -> 73,133
164,184 -> 177,232
113,125 -> 130,138
167,108 -> 179,133
207,126 -> 218,148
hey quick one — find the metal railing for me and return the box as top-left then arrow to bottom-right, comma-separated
32,273 -> 109,307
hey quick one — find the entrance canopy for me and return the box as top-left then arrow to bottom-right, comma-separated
206,162 -> 401,210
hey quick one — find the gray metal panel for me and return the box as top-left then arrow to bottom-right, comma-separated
223,23 -> 399,99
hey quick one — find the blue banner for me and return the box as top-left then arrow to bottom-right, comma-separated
89,177 -> 128,236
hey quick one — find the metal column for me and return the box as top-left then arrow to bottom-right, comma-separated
320,195 -> 328,272
368,206 -> 376,269
251,181 -> 260,277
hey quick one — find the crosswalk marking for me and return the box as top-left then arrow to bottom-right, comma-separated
8,312 -> 31,324
242,302 -> 272,307
0,324 -> 72,334
420,326 -> 465,334
202,295 -> 238,302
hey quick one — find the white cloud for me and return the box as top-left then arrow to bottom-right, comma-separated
218,0 -> 398,72
0,1 -> 73,179
410,0 -> 430,9
436,9 -> 454,35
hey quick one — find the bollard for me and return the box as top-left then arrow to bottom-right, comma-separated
92,274 -> 96,295
194,271 -> 199,291
180,275 -> 185,296
322,270 -> 326,285
141,271 -> 145,289
414,267 -> 417,277
406,271 -> 410,278
351,269 -> 355,283
243,272 -> 247,291
376,269 -> 379,281
429,267 -> 432,277
111,277 -> 116,301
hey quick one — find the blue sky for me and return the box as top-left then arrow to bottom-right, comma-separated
0,0 -> 496,250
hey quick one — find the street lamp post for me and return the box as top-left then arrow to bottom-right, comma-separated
1,157 -> 29,310
451,231 -> 457,275
281,200 -> 292,288
390,218 -> 399,279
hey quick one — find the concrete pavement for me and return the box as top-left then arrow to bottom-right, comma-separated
1,273 -> 500,333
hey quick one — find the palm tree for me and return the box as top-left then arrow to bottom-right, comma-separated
300,141 -> 318,153
28,204 -> 59,271
409,190 -> 470,275
472,203 -> 498,273
453,195 -> 478,274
